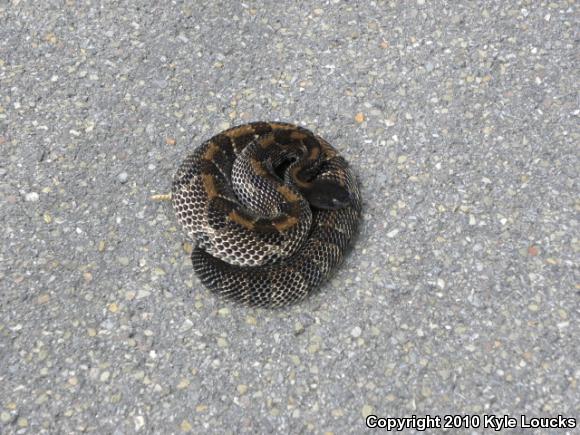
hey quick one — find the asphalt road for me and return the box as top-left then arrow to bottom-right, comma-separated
1,1 -> 578,434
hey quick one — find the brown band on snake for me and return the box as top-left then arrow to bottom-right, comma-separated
257,134 -> 276,149
276,185 -> 301,203
271,215 -> 299,232
201,174 -> 219,199
227,210 -> 256,230
249,158 -> 270,178
202,141 -> 220,161
225,124 -> 257,139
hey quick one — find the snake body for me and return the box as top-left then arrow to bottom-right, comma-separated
171,122 -> 361,307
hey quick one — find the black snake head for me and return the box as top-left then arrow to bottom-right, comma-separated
304,180 -> 353,210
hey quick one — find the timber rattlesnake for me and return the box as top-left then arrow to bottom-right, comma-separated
171,122 -> 361,307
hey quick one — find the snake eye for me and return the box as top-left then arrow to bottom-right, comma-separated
305,180 -> 352,210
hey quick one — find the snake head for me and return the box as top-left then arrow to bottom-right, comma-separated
304,180 -> 352,210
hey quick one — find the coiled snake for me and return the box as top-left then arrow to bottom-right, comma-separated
170,122 -> 361,307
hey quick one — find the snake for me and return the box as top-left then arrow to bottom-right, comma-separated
171,121 -> 361,307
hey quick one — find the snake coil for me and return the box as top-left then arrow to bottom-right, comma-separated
171,122 -> 361,307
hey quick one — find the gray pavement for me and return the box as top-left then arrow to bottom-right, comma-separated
1,1 -> 578,433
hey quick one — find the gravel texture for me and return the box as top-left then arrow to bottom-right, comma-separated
1,1 -> 578,434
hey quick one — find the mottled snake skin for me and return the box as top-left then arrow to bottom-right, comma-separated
171,122 -> 361,307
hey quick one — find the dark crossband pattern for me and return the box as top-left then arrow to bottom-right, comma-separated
172,122 -> 361,307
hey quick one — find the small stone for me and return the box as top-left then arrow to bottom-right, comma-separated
195,404 -> 207,413
45,32 -> 58,44
0,412 -> 11,423
218,307 -> 230,316
152,267 -> 166,276
527,245 -> 539,256
134,415 -> 145,431
332,408 -> 344,417
354,112 -> 365,123
117,172 -> 128,183
237,384 -> 248,395
397,155 -> 407,164
181,319 -> 193,331
180,420 -> 192,432
245,316 -> 257,325
37,293 -> 50,304
386,229 -> 399,238
308,343 -> 320,354
108,303 -> 119,313
100,371 -> 110,382
17,417 -> 28,427
25,192 -> 39,202
136,290 -> 150,299
528,303 -> 539,312
182,242 -> 193,254
217,337 -> 228,347
362,404 -> 374,417
98,240 -> 106,252
351,326 -> 362,338
294,322 -> 305,334
118,257 -> 130,266
43,212 -> 52,223
165,137 -> 176,145
177,378 -> 190,389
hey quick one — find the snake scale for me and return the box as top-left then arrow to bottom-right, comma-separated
171,122 -> 361,307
